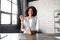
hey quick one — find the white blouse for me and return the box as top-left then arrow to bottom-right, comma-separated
21,17 -> 40,33
29,19 -> 32,28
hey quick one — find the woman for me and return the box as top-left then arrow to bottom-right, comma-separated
20,6 -> 40,35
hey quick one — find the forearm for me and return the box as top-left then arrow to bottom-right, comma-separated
20,20 -> 24,29
20,21 -> 24,31
21,23 -> 24,29
26,30 -> 37,35
26,30 -> 32,35
31,30 -> 37,34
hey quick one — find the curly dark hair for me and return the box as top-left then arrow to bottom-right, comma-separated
25,6 -> 37,17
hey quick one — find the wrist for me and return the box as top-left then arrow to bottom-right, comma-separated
21,20 -> 24,22
21,22 -> 24,24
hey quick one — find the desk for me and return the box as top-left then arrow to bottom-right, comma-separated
0,33 -> 55,40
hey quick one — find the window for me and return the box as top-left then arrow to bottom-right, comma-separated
12,4 -> 18,14
0,0 -> 18,25
1,13 -> 11,24
1,0 -> 11,13
12,15 -> 17,24
12,0 -> 17,4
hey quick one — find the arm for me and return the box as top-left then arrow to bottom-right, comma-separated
26,30 -> 32,35
27,18 -> 40,35
26,30 -> 37,35
21,22 -> 24,29
36,18 -> 40,33
30,18 -> 40,34
19,15 -> 24,31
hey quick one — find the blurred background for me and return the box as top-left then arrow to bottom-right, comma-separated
0,0 -> 60,34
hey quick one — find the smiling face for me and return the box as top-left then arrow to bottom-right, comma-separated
28,8 -> 33,16
25,6 -> 37,17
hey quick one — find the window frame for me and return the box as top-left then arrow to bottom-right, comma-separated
0,0 -> 18,25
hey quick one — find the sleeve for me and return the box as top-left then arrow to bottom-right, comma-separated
36,18 -> 40,32
21,18 -> 30,32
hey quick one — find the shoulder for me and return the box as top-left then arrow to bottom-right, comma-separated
33,17 -> 38,20
34,17 -> 40,22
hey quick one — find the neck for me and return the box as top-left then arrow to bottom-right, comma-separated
28,15 -> 32,19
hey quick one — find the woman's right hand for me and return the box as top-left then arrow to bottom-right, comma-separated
19,15 -> 24,22
27,30 -> 32,35
19,15 -> 24,29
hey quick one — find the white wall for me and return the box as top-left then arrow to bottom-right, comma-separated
28,0 -> 60,33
